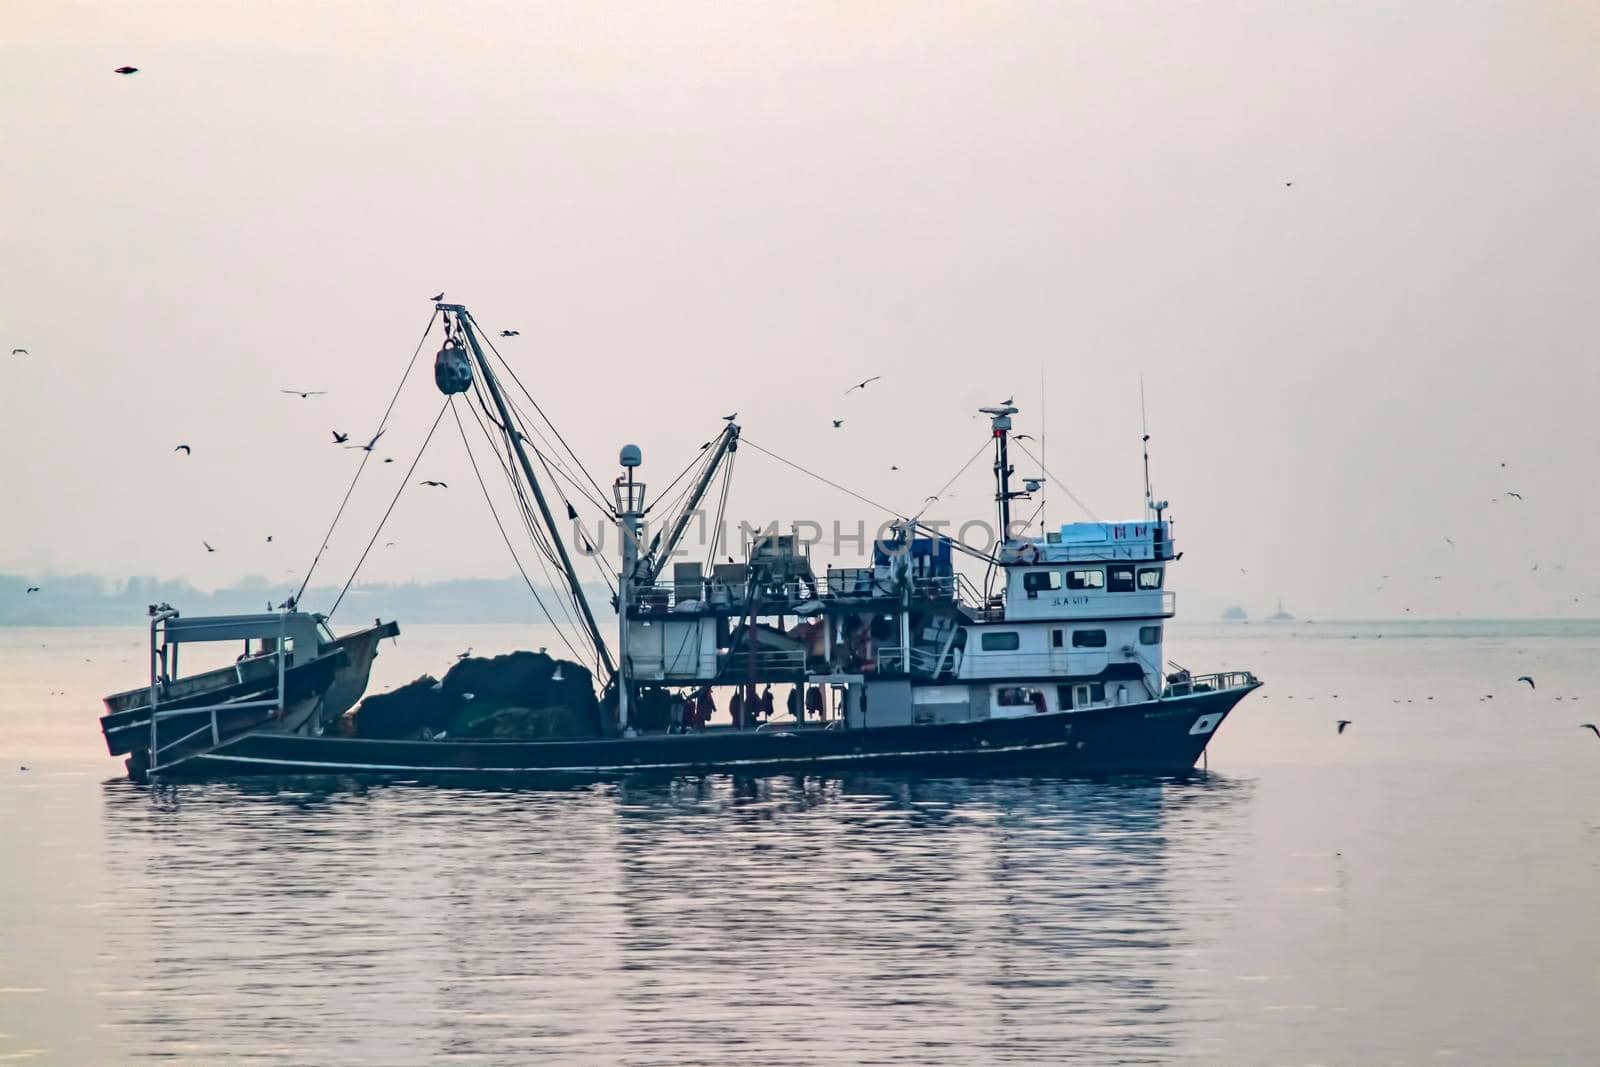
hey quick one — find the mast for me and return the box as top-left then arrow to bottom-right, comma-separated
982,402 -> 1021,542
640,421 -> 740,584
614,446 -> 645,734
449,306 -> 617,681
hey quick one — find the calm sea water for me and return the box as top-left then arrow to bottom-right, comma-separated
2,621 -> 1598,1065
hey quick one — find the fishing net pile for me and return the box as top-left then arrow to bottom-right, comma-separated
345,650 -> 601,740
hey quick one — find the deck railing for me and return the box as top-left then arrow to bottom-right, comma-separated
1163,670 -> 1258,696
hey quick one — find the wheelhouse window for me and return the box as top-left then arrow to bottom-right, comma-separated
1058,682 -> 1106,708
1071,629 -> 1107,648
980,631 -> 1020,652
1139,625 -> 1161,645
1108,567 -> 1136,592
1137,567 -> 1164,590
997,686 -> 1048,712
1065,568 -> 1105,590
1051,629 -> 1064,648
1022,570 -> 1063,599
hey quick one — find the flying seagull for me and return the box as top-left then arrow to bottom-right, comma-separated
843,375 -> 882,395
280,389 -> 326,399
1013,434 -> 1035,442
419,480 -> 448,488
1581,724 -> 1600,739
1444,537 -> 1455,546
383,457 -> 394,464
266,535 -> 273,543
26,587 -> 39,594
10,348 -> 26,356
114,66 -> 139,75
890,465 -> 899,471
1504,491 -> 1523,500
429,291 -> 445,301
384,541 -> 397,548
347,428 -> 386,452
499,330 -> 520,337
1517,675 -> 1535,689
832,419 -> 844,428
331,431 -> 349,444
1285,181 -> 1294,187
173,444 -> 191,455
203,541 -> 216,553
1336,720 -> 1352,734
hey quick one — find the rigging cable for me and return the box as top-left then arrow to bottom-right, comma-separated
462,387 -> 611,676
740,436 -> 998,564
740,437 -> 908,522
326,396 -> 451,619
1009,439 -> 1100,522
450,398 -> 588,666
296,309 -> 439,604
704,450 -> 736,570
645,436 -> 721,517
472,316 -> 610,505
920,438 -> 993,517
462,390 -> 592,652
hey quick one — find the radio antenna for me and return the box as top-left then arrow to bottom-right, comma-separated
1039,363 -> 1047,535
1139,373 -> 1154,520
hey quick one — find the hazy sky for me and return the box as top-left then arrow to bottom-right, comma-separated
4,1 -> 1596,621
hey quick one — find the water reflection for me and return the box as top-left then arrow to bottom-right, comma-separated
99,774 -> 1250,1065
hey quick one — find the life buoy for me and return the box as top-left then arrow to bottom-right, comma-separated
1015,542 -> 1041,565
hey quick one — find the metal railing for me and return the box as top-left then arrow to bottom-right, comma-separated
874,645 -> 953,676
634,570 -> 972,615
979,589 -> 1176,623
719,648 -> 808,674
147,609 -> 288,774
1163,670 -> 1258,697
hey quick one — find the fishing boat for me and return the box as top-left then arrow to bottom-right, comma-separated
110,301 -> 1259,781
101,609 -> 398,781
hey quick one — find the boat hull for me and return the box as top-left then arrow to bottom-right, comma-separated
151,684 -> 1257,780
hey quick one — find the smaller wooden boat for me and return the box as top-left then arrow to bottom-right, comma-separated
101,606 -> 397,781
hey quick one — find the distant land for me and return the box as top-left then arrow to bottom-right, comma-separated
0,573 -> 604,626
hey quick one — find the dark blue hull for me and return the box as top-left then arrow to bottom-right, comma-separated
153,685 -> 1258,781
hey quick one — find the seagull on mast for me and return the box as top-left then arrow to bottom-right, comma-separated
429,291 -> 445,302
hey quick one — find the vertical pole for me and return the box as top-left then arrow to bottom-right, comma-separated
454,309 -> 617,681
995,428 -> 1013,537
899,544 -> 912,675
277,611 -> 288,731
618,470 -> 637,734
148,615 -> 160,770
